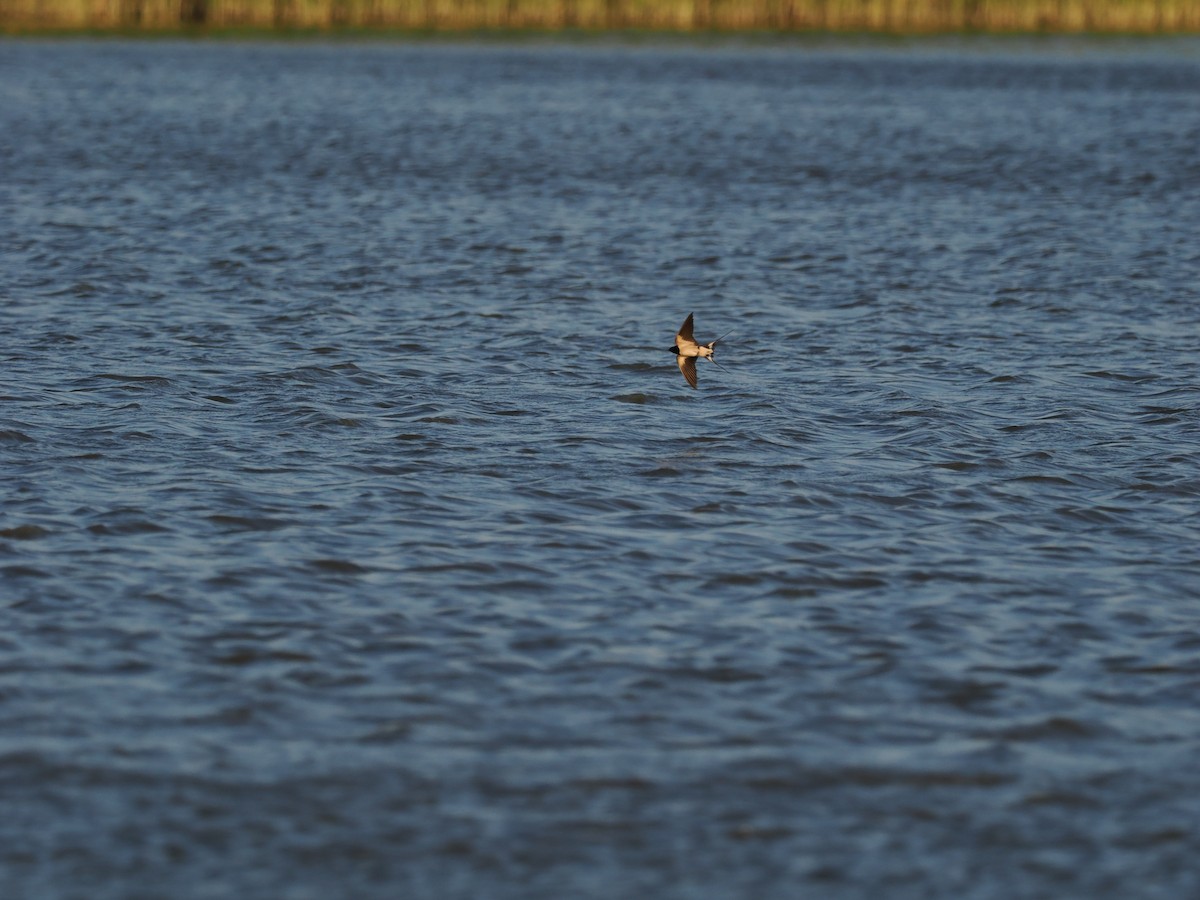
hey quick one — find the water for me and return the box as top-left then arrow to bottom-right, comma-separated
2,36 -> 1200,898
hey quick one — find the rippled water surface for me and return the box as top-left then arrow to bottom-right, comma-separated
3,36 -> 1200,898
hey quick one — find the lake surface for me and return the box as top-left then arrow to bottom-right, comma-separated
2,36 -> 1199,898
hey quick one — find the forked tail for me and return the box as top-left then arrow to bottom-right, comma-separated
706,330 -> 733,363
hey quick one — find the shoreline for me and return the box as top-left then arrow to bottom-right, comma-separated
3,0 -> 1199,37
4,27 -> 1200,40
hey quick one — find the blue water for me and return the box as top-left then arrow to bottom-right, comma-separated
2,36 -> 1200,898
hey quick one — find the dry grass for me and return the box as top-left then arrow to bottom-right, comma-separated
2,0 -> 1198,32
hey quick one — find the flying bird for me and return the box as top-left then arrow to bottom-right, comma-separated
669,313 -> 726,389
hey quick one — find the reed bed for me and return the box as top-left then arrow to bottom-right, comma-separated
2,0 -> 1197,33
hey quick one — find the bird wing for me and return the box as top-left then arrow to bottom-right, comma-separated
677,354 -> 698,389
674,315 -> 701,356
676,313 -> 695,344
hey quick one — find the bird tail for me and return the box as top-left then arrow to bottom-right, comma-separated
705,331 -> 733,361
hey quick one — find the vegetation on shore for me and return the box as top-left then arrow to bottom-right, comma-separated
2,0 -> 1197,34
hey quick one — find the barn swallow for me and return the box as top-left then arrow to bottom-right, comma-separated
669,313 -> 726,389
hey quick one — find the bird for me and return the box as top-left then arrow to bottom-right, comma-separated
669,313 -> 726,389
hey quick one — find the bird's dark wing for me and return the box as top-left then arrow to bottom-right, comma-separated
677,355 -> 698,389
676,313 -> 695,344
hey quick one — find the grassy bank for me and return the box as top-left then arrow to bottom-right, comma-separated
2,0 -> 1197,33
